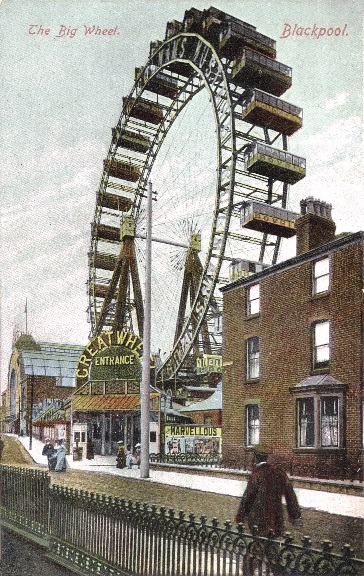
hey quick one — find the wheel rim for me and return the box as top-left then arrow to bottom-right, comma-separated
89,26 -> 295,383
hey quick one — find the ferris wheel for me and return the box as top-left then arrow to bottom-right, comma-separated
88,7 -> 306,386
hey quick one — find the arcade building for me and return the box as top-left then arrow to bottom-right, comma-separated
3,334 -> 83,439
3,330 -> 160,457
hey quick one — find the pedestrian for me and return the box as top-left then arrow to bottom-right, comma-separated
86,435 -> 94,460
116,441 -> 126,469
134,443 -> 141,469
54,439 -> 67,472
0,435 -> 4,462
126,444 -> 133,469
42,438 -> 56,470
235,444 -> 301,537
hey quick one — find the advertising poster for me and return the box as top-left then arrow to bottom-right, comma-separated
0,0 -> 363,574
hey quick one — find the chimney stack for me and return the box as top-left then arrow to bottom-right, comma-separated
295,197 -> 336,255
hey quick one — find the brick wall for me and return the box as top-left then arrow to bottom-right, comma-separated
26,375 -> 73,405
182,409 -> 222,426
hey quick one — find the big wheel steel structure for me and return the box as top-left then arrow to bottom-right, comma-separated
88,7 -> 305,386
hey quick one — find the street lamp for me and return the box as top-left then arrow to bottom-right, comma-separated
29,374 -> 35,450
140,181 -> 153,478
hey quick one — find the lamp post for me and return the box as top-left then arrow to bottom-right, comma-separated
29,374 -> 35,451
140,181 -> 153,478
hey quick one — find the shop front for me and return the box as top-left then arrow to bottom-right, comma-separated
72,391 -> 159,456
72,330 -> 159,458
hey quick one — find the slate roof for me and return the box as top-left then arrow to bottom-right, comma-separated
290,374 -> 347,392
180,384 -> 222,412
19,342 -> 84,388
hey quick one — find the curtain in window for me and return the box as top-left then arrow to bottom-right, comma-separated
247,337 -> 260,379
299,398 -> 314,447
247,404 -> 260,445
321,397 -> 338,447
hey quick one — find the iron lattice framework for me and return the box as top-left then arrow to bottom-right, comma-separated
88,7 -> 305,384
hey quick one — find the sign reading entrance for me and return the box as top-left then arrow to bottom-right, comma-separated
76,331 -> 148,383
91,345 -> 141,381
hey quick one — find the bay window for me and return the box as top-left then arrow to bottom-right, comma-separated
296,394 -> 342,448
321,396 -> 338,447
298,397 -> 315,447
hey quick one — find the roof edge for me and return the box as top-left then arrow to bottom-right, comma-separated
221,230 -> 363,293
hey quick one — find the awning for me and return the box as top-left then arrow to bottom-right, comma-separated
290,374 -> 347,393
72,393 -> 159,412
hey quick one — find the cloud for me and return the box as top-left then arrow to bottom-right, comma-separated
299,115 -> 361,167
325,92 -> 349,111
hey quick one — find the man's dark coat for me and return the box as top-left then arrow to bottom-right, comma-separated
236,462 -> 301,536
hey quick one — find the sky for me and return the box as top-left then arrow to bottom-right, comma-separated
1,0 -> 363,394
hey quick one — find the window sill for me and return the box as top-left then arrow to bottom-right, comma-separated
245,313 -> 260,321
246,378 -> 260,384
311,291 -> 330,300
293,447 -> 345,454
311,366 -> 330,375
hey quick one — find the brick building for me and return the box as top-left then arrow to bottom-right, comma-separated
221,198 -> 363,480
179,383 -> 222,427
4,334 -> 83,439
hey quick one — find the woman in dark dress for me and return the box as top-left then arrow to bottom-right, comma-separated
86,436 -> 94,460
42,438 -> 56,470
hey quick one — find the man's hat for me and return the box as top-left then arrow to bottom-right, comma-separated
135,443 -> 141,447
252,443 -> 271,456
117,440 -> 124,445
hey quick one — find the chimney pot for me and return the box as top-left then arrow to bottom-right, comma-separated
295,197 -> 336,255
306,197 -> 315,214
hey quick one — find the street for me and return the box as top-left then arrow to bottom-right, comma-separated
0,528 -> 77,576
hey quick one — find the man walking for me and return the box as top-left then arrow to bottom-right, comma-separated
0,435 -> 4,461
235,444 -> 301,537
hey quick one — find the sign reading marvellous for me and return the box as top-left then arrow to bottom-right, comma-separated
165,425 -> 222,437
76,331 -> 151,383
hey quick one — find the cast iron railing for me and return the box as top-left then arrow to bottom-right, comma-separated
150,453 -> 223,467
0,465 -> 50,537
1,464 -> 363,576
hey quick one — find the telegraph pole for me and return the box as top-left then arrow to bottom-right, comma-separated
25,298 -> 28,334
140,181 -> 153,478
29,374 -> 35,450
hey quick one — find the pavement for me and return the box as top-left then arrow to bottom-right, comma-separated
10,434 -> 364,520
